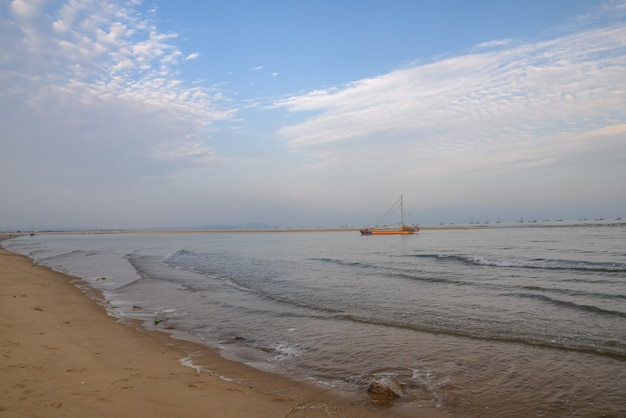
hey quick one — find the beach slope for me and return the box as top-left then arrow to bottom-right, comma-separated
0,240 -> 445,417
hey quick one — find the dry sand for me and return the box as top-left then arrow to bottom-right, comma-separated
0,235 -> 447,417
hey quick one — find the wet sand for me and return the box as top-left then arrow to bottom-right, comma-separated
0,235 -> 446,417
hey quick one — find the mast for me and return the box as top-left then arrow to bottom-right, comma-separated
400,194 -> 405,227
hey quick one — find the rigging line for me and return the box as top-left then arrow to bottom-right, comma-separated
366,197 -> 402,227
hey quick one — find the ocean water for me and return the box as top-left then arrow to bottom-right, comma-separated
4,223 -> 626,417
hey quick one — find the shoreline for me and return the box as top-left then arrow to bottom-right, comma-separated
0,236 -> 446,417
1,226 -> 484,237
7,219 -> 623,238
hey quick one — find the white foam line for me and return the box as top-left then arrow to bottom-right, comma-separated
179,356 -> 203,373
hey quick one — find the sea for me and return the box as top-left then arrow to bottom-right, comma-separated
3,222 -> 625,417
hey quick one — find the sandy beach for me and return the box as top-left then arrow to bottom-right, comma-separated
0,235 -> 446,418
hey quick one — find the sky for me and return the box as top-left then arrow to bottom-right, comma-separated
1,0 -> 625,229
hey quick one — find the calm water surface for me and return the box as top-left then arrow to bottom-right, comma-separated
4,223 -> 625,417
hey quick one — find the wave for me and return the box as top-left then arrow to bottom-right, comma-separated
161,249 -> 228,279
312,254 -> 622,293
35,249 -> 97,263
511,280 -> 626,300
160,251 -> 343,314
162,249 -> 205,266
517,285 -> 626,301
504,292 -> 626,318
311,257 -> 486,291
129,249 -> 626,358
386,271 -> 626,306
412,253 -> 626,272
310,255 -> 625,301
308,257 -> 365,267
123,253 -> 194,289
335,313 -> 626,360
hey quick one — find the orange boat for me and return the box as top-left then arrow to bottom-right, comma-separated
360,195 -> 419,235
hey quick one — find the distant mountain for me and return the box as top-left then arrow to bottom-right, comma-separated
0,223 -> 279,233
141,223 -> 280,231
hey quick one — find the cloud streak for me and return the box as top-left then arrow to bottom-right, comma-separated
275,24 -> 626,176
1,0 -> 231,178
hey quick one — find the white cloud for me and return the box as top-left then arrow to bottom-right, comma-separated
473,38 -> 514,51
10,0 -> 43,19
275,23 -> 626,175
154,141 -> 221,165
1,0 -> 232,177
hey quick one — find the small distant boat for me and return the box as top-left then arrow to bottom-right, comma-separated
360,195 -> 419,235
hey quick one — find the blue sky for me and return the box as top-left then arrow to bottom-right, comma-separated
1,0 -> 625,229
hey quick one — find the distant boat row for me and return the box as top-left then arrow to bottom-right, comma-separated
360,195 -> 419,235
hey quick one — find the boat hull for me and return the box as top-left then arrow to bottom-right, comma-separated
360,228 -> 417,235
370,230 -> 414,235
